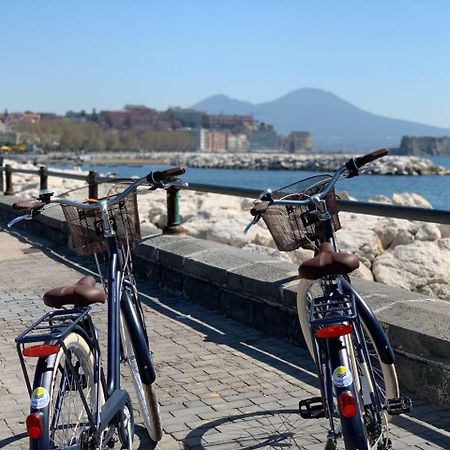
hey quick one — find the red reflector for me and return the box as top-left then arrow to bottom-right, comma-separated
315,324 -> 353,339
23,344 -> 60,357
338,391 -> 357,418
26,413 -> 43,439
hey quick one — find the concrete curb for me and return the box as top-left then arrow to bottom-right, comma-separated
1,194 -> 448,408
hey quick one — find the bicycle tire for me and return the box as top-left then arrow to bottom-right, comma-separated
297,279 -> 399,405
326,337 -> 369,450
120,305 -> 163,443
30,330 -> 105,449
297,278 -> 399,449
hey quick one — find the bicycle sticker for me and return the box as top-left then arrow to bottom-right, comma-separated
332,366 -> 353,388
31,387 -> 50,409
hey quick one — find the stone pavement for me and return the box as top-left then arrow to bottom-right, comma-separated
0,227 -> 449,450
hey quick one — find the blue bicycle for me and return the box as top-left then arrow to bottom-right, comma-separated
10,167 -> 186,449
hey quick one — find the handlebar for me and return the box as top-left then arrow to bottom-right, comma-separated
249,149 -> 389,218
147,167 -> 185,184
8,166 -> 187,227
354,148 -> 389,168
346,148 -> 388,178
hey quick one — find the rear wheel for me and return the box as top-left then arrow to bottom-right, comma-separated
297,279 -> 399,448
297,279 -> 398,407
31,331 -> 105,449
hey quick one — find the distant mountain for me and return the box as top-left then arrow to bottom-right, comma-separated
192,88 -> 450,151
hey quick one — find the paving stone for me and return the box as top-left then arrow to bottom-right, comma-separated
0,226 -> 449,450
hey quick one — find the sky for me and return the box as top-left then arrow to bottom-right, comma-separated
2,0 -> 450,128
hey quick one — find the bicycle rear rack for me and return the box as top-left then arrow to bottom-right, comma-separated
309,292 -> 356,327
16,308 -> 91,344
16,308 -> 92,396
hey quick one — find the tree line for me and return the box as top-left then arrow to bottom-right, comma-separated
16,120 -> 194,153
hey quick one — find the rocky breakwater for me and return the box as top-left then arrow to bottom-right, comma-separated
5,159 -> 449,301
137,187 -> 450,302
167,152 -> 450,175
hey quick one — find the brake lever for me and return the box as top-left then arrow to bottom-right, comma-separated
244,214 -> 262,234
7,211 -> 34,228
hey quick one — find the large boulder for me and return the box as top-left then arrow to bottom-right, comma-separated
390,228 -> 415,249
337,229 -> 383,268
391,193 -> 432,208
415,223 -> 442,241
440,224 -> 450,239
372,238 -> 450,300
205,218 -> 251,248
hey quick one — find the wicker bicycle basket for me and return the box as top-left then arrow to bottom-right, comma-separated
61,190 -> 141,255
261,174 -> 341,252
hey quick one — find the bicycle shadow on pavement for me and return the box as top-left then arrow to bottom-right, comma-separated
0,432 -> 27,449
3,225 -> 449,449
183,408 -> 324,450
136,284 -> 450,449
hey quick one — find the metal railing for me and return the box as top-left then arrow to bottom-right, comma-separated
1,160 -> 449,229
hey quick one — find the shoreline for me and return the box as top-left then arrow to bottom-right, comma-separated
54,152 -> 450,175
10,151 -> 450,175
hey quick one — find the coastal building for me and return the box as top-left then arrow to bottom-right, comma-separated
0,112 -> 42,126
207,114 -> 254,132
191,129 -> 227,152
248,124 -> 280,151
205,130 -> 227,152
191,128 -> 206,151
227,133 -> 249,152
100,106 -> 168,132
283,131 -> 313,153
398,136 -> 450,156
169,108 -> 205,129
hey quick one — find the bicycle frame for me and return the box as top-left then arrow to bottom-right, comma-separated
11,167 -> 185,448
16,203 -> 156,447
304,204 -> 395,447
92,201 -> 156,437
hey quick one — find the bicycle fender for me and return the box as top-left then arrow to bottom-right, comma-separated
342,279 -> 395,365
121,290 -> 156,384
327,337 -> 369,449
28,353 -> 57,449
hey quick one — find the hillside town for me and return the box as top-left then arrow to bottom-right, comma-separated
0,106 -> 313,154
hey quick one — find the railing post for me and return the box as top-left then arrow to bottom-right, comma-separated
163,186 -> 184,234
0,157 -> 3,192
4,164 -> 14,195
39,166 -> 48,190
87,170 -> 98,200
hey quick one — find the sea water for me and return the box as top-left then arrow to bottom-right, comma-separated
51,156 -> 450,210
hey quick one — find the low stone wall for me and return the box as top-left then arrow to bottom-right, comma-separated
1,194 -> 449,408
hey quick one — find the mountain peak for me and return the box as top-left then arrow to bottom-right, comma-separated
192,88 -> 450,150
192,94 -> 255,115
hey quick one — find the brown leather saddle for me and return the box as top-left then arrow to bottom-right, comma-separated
299,243 -> 359,280
44,275 -> 106,308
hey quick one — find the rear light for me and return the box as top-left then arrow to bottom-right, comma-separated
315,324 -> 353,339
26,413 -> 43,439
23,344 -> 60,357
338,391 -> 357,418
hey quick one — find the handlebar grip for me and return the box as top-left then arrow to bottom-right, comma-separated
12,199 -> 45,211
147,167 -> 185,184
354,148 -> 389,169
250,201 -> 271,216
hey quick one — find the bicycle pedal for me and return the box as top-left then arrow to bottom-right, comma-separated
387,397 -> 412,415
299,397 -> 326,419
